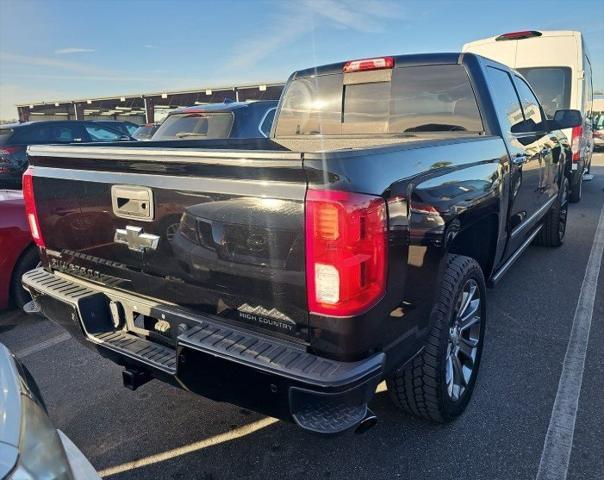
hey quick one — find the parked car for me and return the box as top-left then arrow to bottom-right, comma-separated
151,100 -> 277,140
94,120 -> 140,138
0,342 -> 99,479
463,30 -> 594,202
0,190 -> 37,310
22,53 -> 579,435
132,122 -> 160,141
593,113 -> 604,150
0,121 -> 132,188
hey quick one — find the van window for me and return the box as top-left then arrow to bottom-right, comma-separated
514,77 -> 545,131
516,67 -> 571,119
485,67 -> 524,134
276,64 -> 483,136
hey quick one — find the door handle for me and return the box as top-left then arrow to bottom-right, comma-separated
512,155 -> 527,166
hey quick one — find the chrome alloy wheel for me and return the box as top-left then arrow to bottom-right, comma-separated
445,278 -> 482,402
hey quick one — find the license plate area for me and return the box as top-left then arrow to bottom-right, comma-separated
115,300 -> 176,347
132,311 -> 175,347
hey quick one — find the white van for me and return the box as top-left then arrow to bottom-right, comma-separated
463,30 -> 594,202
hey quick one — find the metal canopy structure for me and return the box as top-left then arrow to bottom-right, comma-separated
15,82 -> 285,125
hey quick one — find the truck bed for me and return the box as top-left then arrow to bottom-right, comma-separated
48,132 -> 484,156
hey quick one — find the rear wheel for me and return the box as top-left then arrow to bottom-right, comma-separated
534,177 -> 569,248
386,255 -> 486,422
11,246 -> 40,309
569,170 -> 582,203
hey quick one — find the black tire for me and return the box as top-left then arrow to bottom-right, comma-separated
386,254 -> 486,423
11,246 -> 39,309
569,170 -> 582,203
534,177 -> 569,248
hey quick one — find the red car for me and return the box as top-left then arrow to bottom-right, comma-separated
0,190 -> 37,309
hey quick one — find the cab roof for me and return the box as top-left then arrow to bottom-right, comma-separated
292,53 -> 465,79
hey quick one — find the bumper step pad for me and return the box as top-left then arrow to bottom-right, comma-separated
178,324 -> 383,388
291,397 -> 368,435
93,331 -> 177,374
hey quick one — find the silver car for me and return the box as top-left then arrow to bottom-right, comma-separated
0,343 -> 99,479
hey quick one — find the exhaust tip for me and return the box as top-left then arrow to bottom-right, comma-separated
354,409 -> 378,434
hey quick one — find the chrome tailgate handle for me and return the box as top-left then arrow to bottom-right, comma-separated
111,185 -> 154,221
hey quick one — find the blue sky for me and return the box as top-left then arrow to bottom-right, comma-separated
0,0 -> 603,120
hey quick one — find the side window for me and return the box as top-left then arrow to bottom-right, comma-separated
11,125 -> 51,144
485,67 -> 524,134
514,77 -> 545,131
84,125 -> 122,142
49,125 -> 80,143
259,108 -> 276,137
125,124 -> 139,136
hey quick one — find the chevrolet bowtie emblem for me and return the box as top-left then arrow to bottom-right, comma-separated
114,226 -> 160,252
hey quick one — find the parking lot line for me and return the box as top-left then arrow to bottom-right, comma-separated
536,202 -> 604,480
98,417 -> 279,477
14,331 -> 72,358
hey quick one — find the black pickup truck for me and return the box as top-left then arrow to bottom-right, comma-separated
22,53 -> 581,435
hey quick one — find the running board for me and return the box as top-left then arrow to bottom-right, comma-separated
488,225 -> 542,287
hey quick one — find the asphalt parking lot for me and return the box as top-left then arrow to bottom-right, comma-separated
1,153 -> 603,480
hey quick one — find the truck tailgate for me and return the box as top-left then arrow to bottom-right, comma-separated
27,145 -> 309,342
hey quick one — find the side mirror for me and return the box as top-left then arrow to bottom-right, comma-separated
551,109 -> 582,130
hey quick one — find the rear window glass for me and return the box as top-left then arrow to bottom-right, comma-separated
11,125 -> 52,143
153,112 -> 234,140
276,64 -> 483,136
0,129 -> 13,145
516,67 -> 571,119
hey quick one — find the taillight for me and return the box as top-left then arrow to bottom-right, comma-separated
343,56 -> 394,73
0,146 -> 22,156
305,189 -> 387,316
495,31 -> 542,41
22,168 -> 45,248
571,126 -> 582,163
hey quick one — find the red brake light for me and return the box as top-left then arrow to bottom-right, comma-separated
22,168 -> 45,248
571,125 -> 582,163
305,189 -> 387,317
343,56 -> 394,73
496,31 -> 542,41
